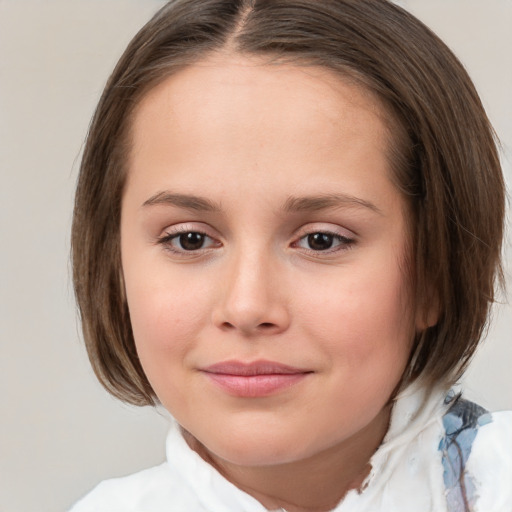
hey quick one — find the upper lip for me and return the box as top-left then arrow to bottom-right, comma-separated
201,360 -> 311,376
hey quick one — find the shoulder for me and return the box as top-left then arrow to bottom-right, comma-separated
440,396 -> 512,512
68,462 -> 206,512
468,410 -> 512,511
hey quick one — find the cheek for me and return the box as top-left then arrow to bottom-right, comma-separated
122,263 -> 213,389
299,256 -> 414,373
124,281 -> 214,418
120,224 -> 212,350
127,281 -> 206,345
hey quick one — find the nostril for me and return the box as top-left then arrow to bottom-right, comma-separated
259,322 -> 276,329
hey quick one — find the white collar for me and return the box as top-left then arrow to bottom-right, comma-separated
165,382 -> 450,512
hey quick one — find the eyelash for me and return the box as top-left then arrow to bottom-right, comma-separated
292,231 -> 355,254
156,227 -> 355,256
157,227 -> 219,255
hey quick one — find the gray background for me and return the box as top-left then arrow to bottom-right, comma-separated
0,1 -> 511,511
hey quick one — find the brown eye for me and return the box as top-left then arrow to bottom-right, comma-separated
307,233 -> 334,251
294,230 -> 354,254
178,232 -> 206,251
158,230 -> 219,253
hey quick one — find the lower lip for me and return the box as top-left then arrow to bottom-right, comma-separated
203,373 -> 308,397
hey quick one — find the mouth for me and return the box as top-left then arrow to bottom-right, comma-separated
200,360 -> 312,398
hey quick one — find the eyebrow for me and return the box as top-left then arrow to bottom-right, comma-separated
283,193 -> 382,215
142,192 -> 222,212
142,191 -> 382,215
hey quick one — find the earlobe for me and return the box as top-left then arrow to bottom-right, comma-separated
118,266 -> 128,306
415,294 -> 440,331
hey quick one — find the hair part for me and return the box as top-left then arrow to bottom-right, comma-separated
72,0 -> 505,406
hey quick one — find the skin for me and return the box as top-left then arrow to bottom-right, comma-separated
120,54 -> 425,512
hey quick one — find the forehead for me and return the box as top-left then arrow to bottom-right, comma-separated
125,54 -> 398,211
130,54 -> 390,157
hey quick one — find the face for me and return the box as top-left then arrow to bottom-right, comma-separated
121,54 -> 420,467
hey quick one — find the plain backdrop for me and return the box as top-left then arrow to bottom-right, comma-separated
0,1 -> 511,511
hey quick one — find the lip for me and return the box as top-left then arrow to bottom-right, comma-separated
200,360 -> 312,398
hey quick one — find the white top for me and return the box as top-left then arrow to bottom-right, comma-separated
70,384 -> 512,512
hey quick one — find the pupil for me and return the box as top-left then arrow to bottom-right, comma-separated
180,232 -> 204,250
308,233 -> 333,251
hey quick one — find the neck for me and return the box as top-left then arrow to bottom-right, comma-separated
186,403 -> 392,512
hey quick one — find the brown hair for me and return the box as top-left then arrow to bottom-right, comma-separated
72,0 -> 505,406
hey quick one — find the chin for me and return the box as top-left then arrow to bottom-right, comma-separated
196,427 -> 323,468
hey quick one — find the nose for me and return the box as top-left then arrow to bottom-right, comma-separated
212,247 -> 290,336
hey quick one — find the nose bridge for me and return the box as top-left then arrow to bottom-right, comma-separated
214,240 -> 288,334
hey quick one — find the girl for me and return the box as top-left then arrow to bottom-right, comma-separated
70,1 -> 511,511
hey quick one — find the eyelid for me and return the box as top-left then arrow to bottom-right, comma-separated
291,223 -> 357,254
293,222 -> 356,241
154,222 -> 356,257
156,223 -> 222,254
158,220 -> 219,236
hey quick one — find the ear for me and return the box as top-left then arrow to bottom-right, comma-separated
118,266 -> 128,305
415,291 -> 440,331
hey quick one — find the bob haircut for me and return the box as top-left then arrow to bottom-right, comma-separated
72,0 -> 505,406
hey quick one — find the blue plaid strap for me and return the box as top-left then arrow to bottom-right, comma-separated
439,393 -> 492,512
